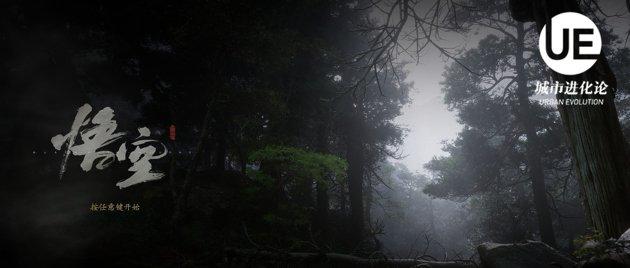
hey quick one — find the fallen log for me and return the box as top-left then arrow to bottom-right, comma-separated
223,248 -> 476,268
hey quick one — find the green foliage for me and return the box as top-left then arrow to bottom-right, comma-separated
240,146 -> 348,249
573,231 -> 605,259
423,128 -> 503,199
248,145 -> 347,183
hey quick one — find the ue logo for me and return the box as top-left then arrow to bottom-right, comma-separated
539,12 -> 601,75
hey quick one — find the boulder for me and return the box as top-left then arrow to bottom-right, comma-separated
580,229 -> 630,267
619,228 -> 630,242
478,241 -> 577,268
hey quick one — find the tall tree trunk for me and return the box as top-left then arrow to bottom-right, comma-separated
213,114 -> 227,172
514,22 -> 557,247
239,147 -> 247,174
172,105 -> 212,229
346,101 -> 365,246
510,0 -> 630,238
364,176 -> 372,230
315,121 -> 330,242
316,180 -> 329,239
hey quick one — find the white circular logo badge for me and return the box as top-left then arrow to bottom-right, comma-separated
539,12 -> 601,75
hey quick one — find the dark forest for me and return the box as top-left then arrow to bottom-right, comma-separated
2,0 -> 630,267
